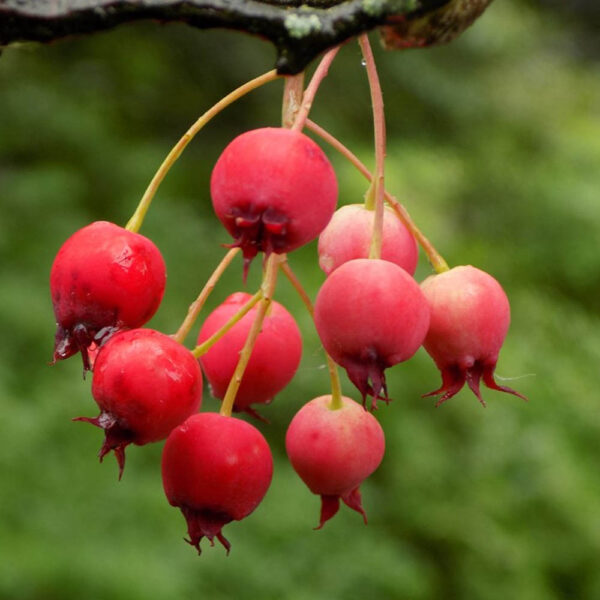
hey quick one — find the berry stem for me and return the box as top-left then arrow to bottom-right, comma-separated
125,69 -> 281,233
191,290 -> 263,358
279,260 -> 343,410
291,46 -> 341,132
220,253 -> 281,418
282,73 -> 306,128
172,247 -> 240,344
358,34 -> 386,262
305,119 -> 450,274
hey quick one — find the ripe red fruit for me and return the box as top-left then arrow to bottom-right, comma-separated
75,329 -> 202,478
50,221 -> 166,370
286,395 -> 385,528
318,203 -> 418,276
210,127 -> 338,274
420,265 -> 527,406
314,258 -> 430,409
197,292 -> 302,420
162,412 -> 273,554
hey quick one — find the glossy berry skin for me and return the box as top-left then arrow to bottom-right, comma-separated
76,329 -> 202,478
50,221 -> 166,370
162,412 -> 273,554
197,292 -> 302,420
421,265 -> 526,406
318,204 -> 418,276
314,259 -> 430,409
286,395 -> 385,528
210,127 -> 338,275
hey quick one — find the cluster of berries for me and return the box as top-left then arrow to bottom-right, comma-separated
50,126 -> 525,555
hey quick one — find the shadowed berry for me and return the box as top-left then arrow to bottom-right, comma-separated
318,203 -> 418,276
197,292 -> 302,421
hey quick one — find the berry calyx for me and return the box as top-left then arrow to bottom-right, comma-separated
162,412 -> 273,554
314,258 -> 430,409
285,395 -> 385,528
197,292 -> 302,420
50,221 -> 166,370
420,265 -> 527,406
210,127 -> 338,275
318,203 -> 418,276
76,328 -> 202,478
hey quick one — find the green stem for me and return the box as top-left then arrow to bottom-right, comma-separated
191,290 -> 263,358
172,247 -> 240,344
220,254 -> 281,417
358,34 -> 386,261
305,119 -> 450,274
291,46 -> 340,132
125,69 -> 280,233
279,260 -> 343,410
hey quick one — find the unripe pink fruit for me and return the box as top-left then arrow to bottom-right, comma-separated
314,258 -> 430,409
318,204 -> 418,276
210,127 -> 338,275
197,292 -> 302,420
420,265 -> 527,406
50,221 -> 166,370
76,329 -> 202,478
286,395 -> 385,528
162,412 -> 273,554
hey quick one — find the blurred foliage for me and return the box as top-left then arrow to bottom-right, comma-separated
1,1 -> 599,599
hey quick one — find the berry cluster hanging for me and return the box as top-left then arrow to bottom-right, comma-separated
49,35 -> 526,555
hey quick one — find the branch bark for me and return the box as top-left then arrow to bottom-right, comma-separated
0,0 -> 493,74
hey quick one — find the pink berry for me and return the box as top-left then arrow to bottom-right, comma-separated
210,127 -> 338,275
285,395 -> 385,528
314,258 -> 430,409
50,221 -> 166,370
76,329 -> 202,478
162,412 -> 273,554
318,204 -> 418,276
197,292 -> 302,421
420,265 -> 527,406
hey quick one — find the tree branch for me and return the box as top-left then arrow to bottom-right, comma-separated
0,0 -> 493,74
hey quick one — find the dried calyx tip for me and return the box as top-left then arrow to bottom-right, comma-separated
424,362 -> 527,407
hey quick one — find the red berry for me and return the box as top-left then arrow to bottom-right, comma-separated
285,395 -> 385,528
162,412 -> 273,554
50,221 -> 166,370
197,292 -> 302,420
421,265 -> 527,406
210,127 -> 338,275
314,258 -> 430,409
318,204 -> 418,276
75,329 -> 202,478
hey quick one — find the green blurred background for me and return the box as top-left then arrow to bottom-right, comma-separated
1,1 -> 599,598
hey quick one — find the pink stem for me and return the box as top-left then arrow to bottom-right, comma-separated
291,46 -> 341,132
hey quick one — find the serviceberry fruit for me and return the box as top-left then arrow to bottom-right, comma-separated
318,203 -> 418,276
421,265 -> 527,406
197,292 -> 302,420
50,221 -> 166,370
210,127 -> 338,275
75,328 -> 202,478
286,394 -> 385,528
314,258 -> 430,408
162,412 -> 273,554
